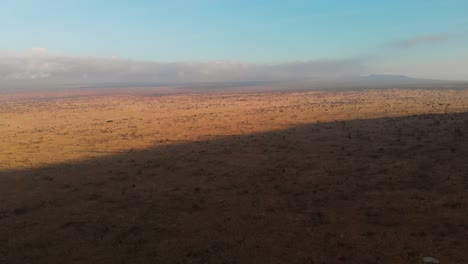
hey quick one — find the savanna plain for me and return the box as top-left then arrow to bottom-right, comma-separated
1,87 -> 467,263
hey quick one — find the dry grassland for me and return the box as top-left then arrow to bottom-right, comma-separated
0,88 -> 467,263
1,89 -> 466,170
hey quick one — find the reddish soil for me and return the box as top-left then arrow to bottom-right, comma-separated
0,88 -> 467,263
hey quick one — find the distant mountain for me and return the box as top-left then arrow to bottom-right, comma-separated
365,74 -> 412,81
345,74 -> 451,86
261,74 -> 468,92
367,74 -> 412,80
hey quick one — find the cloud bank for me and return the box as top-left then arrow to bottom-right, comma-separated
0,49 -> 366,89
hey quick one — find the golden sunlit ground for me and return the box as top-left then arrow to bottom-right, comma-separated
1,89 -> 467,171
1,88 -> 467,264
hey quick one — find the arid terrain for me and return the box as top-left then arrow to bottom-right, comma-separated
1,88 -> 467,263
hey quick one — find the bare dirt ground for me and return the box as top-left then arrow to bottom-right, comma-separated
0,88 -> 467,263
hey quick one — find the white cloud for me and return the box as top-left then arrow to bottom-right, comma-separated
0,49 -> 366,89
30,47 -> 49,55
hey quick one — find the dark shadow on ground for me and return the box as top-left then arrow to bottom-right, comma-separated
1,112 -> 467,264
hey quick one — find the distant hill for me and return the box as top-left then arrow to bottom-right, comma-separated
352,74 -> 443,84
255,75 -> 468,92
366,74 -> 412,81
1,74 -> 467,93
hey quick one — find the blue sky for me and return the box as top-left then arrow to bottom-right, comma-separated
1,0 -> 468,83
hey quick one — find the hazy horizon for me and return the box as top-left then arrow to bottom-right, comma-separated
1,1 -> 468,89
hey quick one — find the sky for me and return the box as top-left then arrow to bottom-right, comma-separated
1,0 -> 468,87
